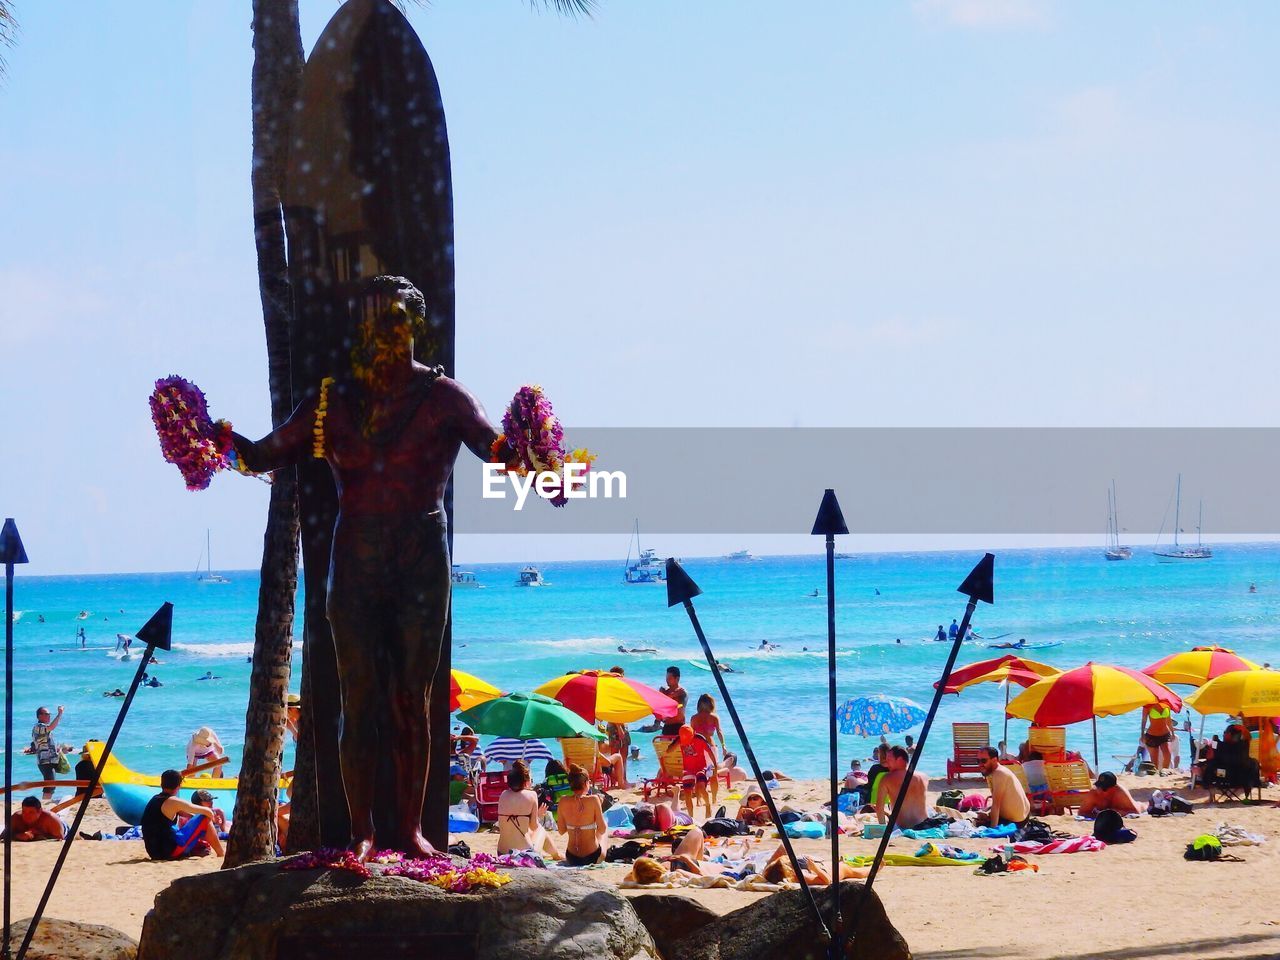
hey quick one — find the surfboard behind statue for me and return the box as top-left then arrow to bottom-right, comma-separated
284,0 -> 454,849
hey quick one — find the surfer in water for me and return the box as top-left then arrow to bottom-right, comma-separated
933,625 -> 946,642
991,638 -> 1028,650
714,660 -> 735,674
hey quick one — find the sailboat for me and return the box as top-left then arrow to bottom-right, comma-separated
1154,475 -> 1212,561
196,529 -> 231,583
623,520 -> 665,584
1104,481 -> 1132,561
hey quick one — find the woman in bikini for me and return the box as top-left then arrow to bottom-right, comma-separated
496,760 -> 559,859
1141,702 -> 1176,775
760,843 -> 868,886
555,764 -> 608,866
690,695 -> 728,808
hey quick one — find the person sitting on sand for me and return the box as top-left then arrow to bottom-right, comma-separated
978,747 -> 1030,827
496,760 -> 559,859
451,727 -> 487,777
2,797 -> 65,841
141,770 -> 224,860
556,763 -> 608,866
875,746 -> 931,828
186,727 -> 227,778
188,788 -> 230,837
736,788 -> 771,827
760,843 -> 868,886
1078,771 -> 1140,818
841,760 -> 867,795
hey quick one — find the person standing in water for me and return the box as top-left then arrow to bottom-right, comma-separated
933,625 -> 946,642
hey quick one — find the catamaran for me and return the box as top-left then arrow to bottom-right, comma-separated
623,520 -> 665,584
1154,474 -> 1212,561
196,529 -> 231,583
1104,481 -> 1132,561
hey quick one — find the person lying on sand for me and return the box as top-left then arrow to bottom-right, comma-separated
2,797 -> 65,841
761,843 -> 868,886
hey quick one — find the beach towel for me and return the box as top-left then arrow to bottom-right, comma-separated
844,847 -> 980,868
784,821 -> 826,840
1004,836 -> 1106,855
946,820 -> 976,838
972,823 -> 1017,839
896,826 -> 948,840
1215,823 -> 1266,846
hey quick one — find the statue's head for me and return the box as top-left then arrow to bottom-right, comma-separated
351,275 -> 426,385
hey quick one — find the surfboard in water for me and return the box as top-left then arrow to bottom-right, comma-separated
285,0 -> 455,849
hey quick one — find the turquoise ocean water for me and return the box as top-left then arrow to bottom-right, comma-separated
7,543 -> 1280,792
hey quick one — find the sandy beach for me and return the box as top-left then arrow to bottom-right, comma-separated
6,774 -> 1278,959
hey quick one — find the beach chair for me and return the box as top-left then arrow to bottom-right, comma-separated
945,722 -> 990,782
1028,726 -> 1067,762
1044,760 -> 1092,814
1006,761 -> 1052,816
640,736 -> 683,802
559,737 -> 613,790
1204,740 -> 1263,804
473,771 -> 507,824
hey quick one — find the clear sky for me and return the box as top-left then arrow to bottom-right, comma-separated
2,1 -> 1278,575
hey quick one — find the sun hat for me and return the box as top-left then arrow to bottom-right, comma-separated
192,727 -> 215,745
449,764 -> 467,777
287,693 -> 301,707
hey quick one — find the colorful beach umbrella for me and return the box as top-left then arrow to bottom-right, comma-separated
935,655 -> 1060,695
1006,662 -> 1182,765
836,695 -> 928,737
1006,663 -> 1182,725
481,737 -> 556,765
1143,646 -> 1262,688
1185,669 -> 1280,718
450,669 -> 502,712
457,692 -> 606,741
935,655 -> 1061,747
534,669 -> 678,724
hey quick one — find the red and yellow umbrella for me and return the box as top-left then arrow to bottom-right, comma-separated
1143,646 -> 1262,688
1007,662 -> 1181,725
534,669 -> 678,724
936,655 -> 1060,695
450,669 -> 502,713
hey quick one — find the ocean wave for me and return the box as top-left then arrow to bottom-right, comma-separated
171,640 -> 303,657
525,636 -> 621,652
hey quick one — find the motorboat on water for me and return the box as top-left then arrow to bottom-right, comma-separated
451,567 -> 483,588
515,566 -> 547,587
723,549 -> 757,561
623,520 -> 665,584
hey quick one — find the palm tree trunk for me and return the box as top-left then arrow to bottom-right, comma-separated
223,0 -> 304,869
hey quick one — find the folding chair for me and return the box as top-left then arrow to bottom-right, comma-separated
473,771 -> 507,824
640,735 -> 682,801
1007,761 -> 1052,816
1044,760 -> 1092,814
1028,726 -> 1067,762
946,722 -> 990,782
559,736 -> 613,790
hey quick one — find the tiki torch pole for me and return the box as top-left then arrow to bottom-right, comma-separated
0,520 -> 30,960
811,490 -> 848,960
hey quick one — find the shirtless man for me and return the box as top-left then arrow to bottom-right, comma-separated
658,666 -> 687,737
979,747 -> 1030,826
3,797 -> 65,841
875,746 -> 930,828
1078,771 -> 1141,817
231,276 -> 502,859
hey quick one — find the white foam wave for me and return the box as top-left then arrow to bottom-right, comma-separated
172,640 -> 303,657
526,636 -> 620,652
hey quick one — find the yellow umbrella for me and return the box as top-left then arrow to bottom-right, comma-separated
1143,646 -> 1262,688
1185,669 -> 1280,718
450,669 -> 502,712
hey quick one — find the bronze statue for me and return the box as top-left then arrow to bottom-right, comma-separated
232,275 -> 500,859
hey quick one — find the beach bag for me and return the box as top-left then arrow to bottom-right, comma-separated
447,840 -> 471,859
1092,809 -> 1136,844
702,817 -> 749,837
54,752 -> 71,775
958,793 -> 987,813
605,839 -> 653,863
936,789 -> 964,810
1170,796 -> 1194,815
1014,819 -> 1053,843
1184,835 -> 1222,861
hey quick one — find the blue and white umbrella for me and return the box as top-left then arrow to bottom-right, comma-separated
836,695 -> 928,737
482,736 -> 556,765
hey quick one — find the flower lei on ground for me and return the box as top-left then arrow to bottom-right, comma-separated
489,385 -> 596,507
279,848 -> 371,878
374,851 -> 511,892
149,376 -> 237,490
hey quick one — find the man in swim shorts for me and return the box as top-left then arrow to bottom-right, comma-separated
141,769 -> 224,860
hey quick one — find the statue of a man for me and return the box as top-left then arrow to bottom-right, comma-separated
232,275 -> 500,859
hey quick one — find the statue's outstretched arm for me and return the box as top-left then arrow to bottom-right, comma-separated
447,379 -> 503,462
230,393 -> 318,473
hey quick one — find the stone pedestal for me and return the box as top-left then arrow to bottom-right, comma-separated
7,918 -> 137,960
136,859 -> 656,960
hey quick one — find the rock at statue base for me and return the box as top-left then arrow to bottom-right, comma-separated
8,917 -> 138,960
626,892 -> 719,958
136,858 -> 657,960
659,880 -> 911,960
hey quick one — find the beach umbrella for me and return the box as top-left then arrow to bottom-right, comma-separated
1143,646 -> 1262,688
836,695 -> 928,737
1006,662 -> 1182,765
450,669 -> 502,712
1184,669 -> 1280,718
481,736 -> 556,765
457,692 -> 606,741
534,669 -> 677,724
934,655 -> 1061,747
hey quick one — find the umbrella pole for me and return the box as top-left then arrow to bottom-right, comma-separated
1003,684 -> 1009,752
1092,716 -> 1098,770
1191,714 -> 1206,789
